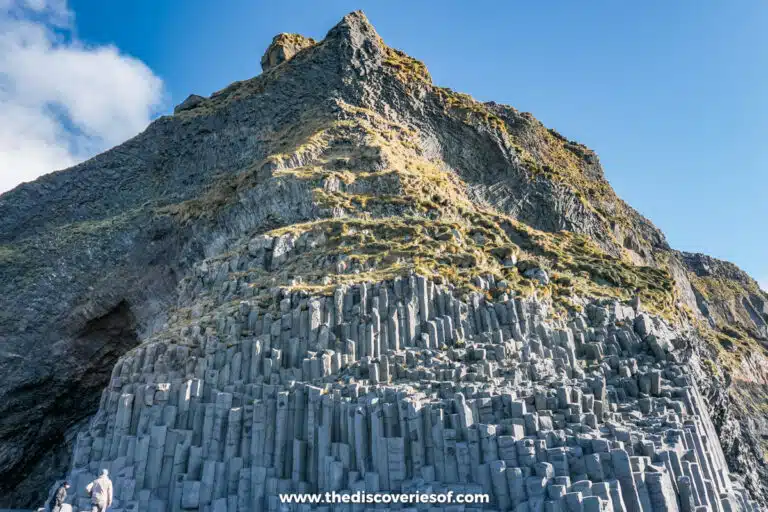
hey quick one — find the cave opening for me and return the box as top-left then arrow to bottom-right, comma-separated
0,300 -> 140,508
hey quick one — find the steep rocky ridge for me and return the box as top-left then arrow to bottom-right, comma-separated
0,11 -> 765,509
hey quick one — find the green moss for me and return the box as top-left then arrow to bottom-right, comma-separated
383,47 -> 431,83
0,246 -> 16,265
0,211 -> 136,292
262,216 -> 522,297
689,273 -> 762,302
167,101 -> 679,318
270,33 -> 316,48
434,87 -> 508,133
702,358 -> 720,377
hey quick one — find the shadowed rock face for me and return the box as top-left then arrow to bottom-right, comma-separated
681,251 -> 768,340
0,302 -> 138,503
0,10 -> 766,508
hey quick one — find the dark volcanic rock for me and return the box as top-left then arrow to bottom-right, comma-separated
0,10 -> 765,509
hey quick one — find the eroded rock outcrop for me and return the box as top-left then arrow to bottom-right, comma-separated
260,33 -> 316,72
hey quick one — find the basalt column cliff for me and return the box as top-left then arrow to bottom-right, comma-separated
0,11 -> 766,512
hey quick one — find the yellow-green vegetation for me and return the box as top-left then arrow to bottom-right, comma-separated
169,20 -> 658,271
331,111 -> 676,316
731,381 -> 768,419
424,86 -> 645,259
433,87 -> 509,133
693,320 -> 764,376
383,46 -> 431,83
160,111 -> 338,222
262,217 -> 527,299
0,245 -> 15,265
163,68 -> 683,318
162,34 -> 767,412
688,272 -> 763,303
54,216 -> 127,238
170,25 -> 646,269
701,357 -> 720,377
166,109 -> 420,225
270,33 -> 316,49
515,227 -> 675,317
171,100 -> 681,317
0,211 -> 137,291
700,329 -> 768,460
158,169 -> 262,223
518,120 -> 646,249
174,45 -> 319,117
685,270 -> 768,367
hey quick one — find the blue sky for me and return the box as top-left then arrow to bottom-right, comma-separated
4,1 -> 767,288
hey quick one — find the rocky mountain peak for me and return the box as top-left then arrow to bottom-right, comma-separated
260,12 -> 382,74
325,10 -> 377,39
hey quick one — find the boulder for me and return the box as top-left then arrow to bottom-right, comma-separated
260,33 -> 316,71
524,268 -> 550,286
173,94 -> 205,114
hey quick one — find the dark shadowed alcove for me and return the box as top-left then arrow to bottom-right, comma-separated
0,300 -> 140,508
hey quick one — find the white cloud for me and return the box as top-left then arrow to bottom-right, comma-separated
0,0 -> 164,193
759,277 -> 768,293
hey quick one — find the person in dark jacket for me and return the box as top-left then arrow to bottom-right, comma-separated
48,481 -> 70,512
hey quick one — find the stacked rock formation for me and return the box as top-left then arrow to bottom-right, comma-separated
58,261 -> 759,510
3,10 -> 765,511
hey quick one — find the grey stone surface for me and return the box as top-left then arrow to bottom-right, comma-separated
0,10 -> 763,512
40,273 -> 759,511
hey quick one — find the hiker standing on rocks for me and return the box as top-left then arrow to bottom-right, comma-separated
48,480 -> 70,512
85,469 -> 113,512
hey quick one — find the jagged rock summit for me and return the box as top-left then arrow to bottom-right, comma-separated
0,11 -> 766,511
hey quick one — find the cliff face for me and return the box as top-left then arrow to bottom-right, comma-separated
0,11 -> 765,510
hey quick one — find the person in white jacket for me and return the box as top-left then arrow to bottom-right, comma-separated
85,469 -> 113,512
